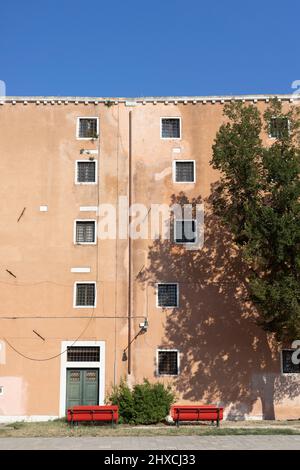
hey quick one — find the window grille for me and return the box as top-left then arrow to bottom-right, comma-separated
158,350 -> 178,375
76,221 -> 95,243
281,349 -> 300,373
76,283 -> 96,306
77,161 -> 96,183
270,117 -> 289,139
78,118 -> 98,138
175,220 -> 196,243
157,283 -> 178,307
161,118 -> 180,138
86,370 -> 98,381
67,346 -> 100,362
175,161 -> 195,182
69,370 -> 81,382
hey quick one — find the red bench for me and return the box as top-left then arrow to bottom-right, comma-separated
67,405 -> 119,426
171,405 -> 223,427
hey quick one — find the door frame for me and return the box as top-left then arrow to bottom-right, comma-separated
59,340 -> 105,417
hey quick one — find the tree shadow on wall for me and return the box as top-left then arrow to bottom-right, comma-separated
138,189 -> 300,420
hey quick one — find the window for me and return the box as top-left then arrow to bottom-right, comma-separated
161,118 -> 181,139
75,220 -> 96,244
157,283 -> 178,307
67,346 -> 100,362
173,161 -> 195,183
281,349 -> 300,374
157,350 -> 179,376
76,160 -> 97,183
77,117 -> 99,139
175,220 -> 196,244
74,282 -> 96,307
269,117 -> 289,139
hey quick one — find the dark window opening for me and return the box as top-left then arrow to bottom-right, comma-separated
78,118 -> 98,138
175,220 -> 196,243
157,283 -> 178,307
282,349 -> 300,374
76,283 -> 96,307
175,161 -> 195,182
161,118 -> 180,138
76,221 -> 96,243
270,117 -> 289,139
158,350 -> 178,375
77,161 -> 96,183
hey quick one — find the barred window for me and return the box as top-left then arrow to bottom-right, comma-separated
157,283 -> 178,307
175,220 -> 196,243
174,161 -> 195,182
281,349 -> 300,374
78,118 -> 98,138
75,221 -> 96,244
75,283 -> 96,307
161,118 -> 181,138
77,161 -> 96,183
270,117 -> 289,139
67,346 -> 100,362
158,350 -> 179,375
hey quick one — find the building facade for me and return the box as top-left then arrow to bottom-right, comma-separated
0,95 -> 299,422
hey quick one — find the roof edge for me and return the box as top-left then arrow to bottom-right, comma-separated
0,94 -> 297,104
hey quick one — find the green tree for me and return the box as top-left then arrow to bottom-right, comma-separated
211,98 -> 300,342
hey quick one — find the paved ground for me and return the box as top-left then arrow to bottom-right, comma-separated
0,435 -> 299,450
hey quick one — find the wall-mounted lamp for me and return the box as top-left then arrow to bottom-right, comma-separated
139,318 -> 149,332
122,318 -> 149,361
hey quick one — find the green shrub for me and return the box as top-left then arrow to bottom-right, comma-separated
108,379 -> 134,424
108,379 -> 175,424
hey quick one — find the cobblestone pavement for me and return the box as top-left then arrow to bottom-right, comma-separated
0,435 -> 299,450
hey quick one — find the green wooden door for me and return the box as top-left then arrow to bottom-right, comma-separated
66,369 -> 99,409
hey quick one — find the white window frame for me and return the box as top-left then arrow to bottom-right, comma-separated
74,219 -> 97,245
76,117 -> 99,140
156,282 -> 179,308
268,117 -> 291,139
75,159 -> 98,185
172,160 -> 196,183
280,349 -> 300,376
160,117 -> 182,140
174,219 -> 197,245
156,349 -> 180,376
73,281 -> 97,308
59,340 -> 105,417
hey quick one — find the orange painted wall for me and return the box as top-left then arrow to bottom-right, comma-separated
0,97 -> 299,420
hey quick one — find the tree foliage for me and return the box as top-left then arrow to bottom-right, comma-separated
211,99 -> 300,342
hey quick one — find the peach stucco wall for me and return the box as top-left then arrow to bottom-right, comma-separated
0,98 -> 299,420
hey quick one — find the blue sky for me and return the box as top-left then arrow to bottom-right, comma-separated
1,0 -> 299,97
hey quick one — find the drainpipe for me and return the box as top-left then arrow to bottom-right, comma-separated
128,110 -> 132,375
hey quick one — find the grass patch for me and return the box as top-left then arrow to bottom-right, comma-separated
0,420 -> 300,438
